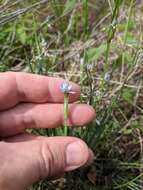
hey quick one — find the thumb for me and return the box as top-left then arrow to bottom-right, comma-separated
0,134 -> 93,190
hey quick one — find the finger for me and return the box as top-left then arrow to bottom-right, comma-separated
0,103 -> 95,137
0,72 -> 80,110
0,134 -> 94,190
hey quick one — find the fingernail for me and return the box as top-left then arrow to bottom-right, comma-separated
65,141 -> 89,171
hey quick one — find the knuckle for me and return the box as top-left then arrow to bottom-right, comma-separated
39,141 -> 66,179
23,111 -> 35,129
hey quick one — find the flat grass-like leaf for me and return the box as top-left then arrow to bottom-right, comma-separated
86,43 -> 112,62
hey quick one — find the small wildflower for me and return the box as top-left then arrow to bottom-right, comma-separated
80,58 -> 84,65
60,83 -> 75,94
87,63 -> 93,70
94,90 -> 101,97
104,72 -> 111,82
111,19 -> 118,29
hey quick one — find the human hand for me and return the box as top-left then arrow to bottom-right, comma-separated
0,72 -> 95,190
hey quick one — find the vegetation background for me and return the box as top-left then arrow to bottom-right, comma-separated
0,0 -> 143,189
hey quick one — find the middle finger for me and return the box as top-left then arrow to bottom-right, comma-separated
0,103 -> 95,137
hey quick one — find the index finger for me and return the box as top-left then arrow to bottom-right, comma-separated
0,72 -> 80,111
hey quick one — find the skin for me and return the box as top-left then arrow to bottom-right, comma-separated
0,72 -> 95,190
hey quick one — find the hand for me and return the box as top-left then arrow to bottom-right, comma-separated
0,72 -> 95,190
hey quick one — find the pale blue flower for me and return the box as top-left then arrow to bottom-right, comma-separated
111,19 -> 118,29
60,83 -> 73,94
104,72 -> 111,82
80,58 -> 84,65
94,90 -> 101,96
87,64 -> 93,70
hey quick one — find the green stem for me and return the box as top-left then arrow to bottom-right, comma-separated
123,0 -> 134,46
121,0 -> 134,80
64,93 -> 69,136
105,0 -> 122,69
83,0 -> 89,38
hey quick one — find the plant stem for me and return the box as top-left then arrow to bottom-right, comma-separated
121,0 -> 134,80
105,0 -> 122,69
107,0 -> 113,14
83,0 -> 89,38
64,93 -> 69,136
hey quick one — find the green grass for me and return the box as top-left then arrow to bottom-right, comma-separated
0,0 -> 143,189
